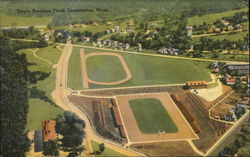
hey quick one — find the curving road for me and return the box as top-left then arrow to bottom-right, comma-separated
51,41 -> 143,156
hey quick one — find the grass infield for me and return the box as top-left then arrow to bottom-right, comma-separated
129,98 -> 178,134
86,55 -> 127,82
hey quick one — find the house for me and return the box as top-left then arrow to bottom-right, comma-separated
106,29 -> 111,34
229,106 -> 236,113
93,22 -> 98,26
44,34 -> 50,41
110,28 -> 115,33
107,21 -> 112,25
215,28 -> 221,32
221,20 -> 229,26
42,120 -> 57,142
186,26 -> 193,37
124,43 -> 130,50
208,28 -> 214,33
215,67 -> 220,73
235,24 -> 242,30
150,22 -> 158,27
228,25 -> 234,31
83,37 -> 90,42
114,26 -> 120,32
226,78 -> 236,85
126,27 -> 132,32
127,21 -> 135,26
224,113 -> 236,121
158,47 -> 168,55
226,62 -> 250,75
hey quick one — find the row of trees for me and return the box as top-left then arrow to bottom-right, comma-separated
0,34 -> 31,157
2,26 -> 42,40
193,34 -> 249,51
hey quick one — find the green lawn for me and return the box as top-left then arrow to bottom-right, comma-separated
68,47 -> 83,89
86,55 -> 127,82
91,141 -> 127,157
129,98 -> 178,134
0,13 -> 51,27
18,46 -> 64,130
68,47 -> 212,89
208,31 -> 248,41
35,47 -> 62,65
187,8 -> 248,26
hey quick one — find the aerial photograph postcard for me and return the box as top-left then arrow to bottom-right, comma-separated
0,0 -> 249,157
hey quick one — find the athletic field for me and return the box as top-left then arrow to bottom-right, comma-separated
129,98 -> 178,134
67,47 -> 211,90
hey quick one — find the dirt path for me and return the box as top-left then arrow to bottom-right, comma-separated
80,49 -> 89,88
82,52 -> 132,86
29,48 -> 53,66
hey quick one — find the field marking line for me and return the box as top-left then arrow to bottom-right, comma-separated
80,49 -> 89,88
187,140 -> 205,156
83,52 -> 132,85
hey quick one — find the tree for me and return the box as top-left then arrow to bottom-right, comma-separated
55,111 -> 86,156
47,24 -> 52,30
99,143 -> 105,154
233,79 -> 246,93
43,140 -> 59,157
220,122 -> 250,156
1,35 -> 31,156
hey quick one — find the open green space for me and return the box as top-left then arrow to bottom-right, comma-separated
208,31 -> 248,41
35,46 -> 62,65
68,47 -> 211,89
91,141 -> 127,157
187,8 -> 248,26
193,31 -> 248,42
86,55 -> 127,82
129,98 -> 178,134
67,47 -> 83,89
18,46 -> 64,130
0,13 -> 51,27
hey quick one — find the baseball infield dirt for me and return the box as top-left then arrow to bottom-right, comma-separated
115,92 -> 198,144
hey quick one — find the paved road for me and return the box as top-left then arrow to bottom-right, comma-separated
51,41 -> 142,156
